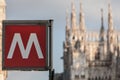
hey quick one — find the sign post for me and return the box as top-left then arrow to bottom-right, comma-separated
48,20 -> 54,80
2,20 -> 54,80
2,20 -> 51,70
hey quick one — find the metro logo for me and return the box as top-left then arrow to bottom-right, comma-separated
2,20 -> 50,70
7,33 -> 44,59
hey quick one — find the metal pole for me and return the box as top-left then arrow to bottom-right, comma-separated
49,20 -> 54,80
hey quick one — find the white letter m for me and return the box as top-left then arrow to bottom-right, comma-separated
7,33 -> 44,59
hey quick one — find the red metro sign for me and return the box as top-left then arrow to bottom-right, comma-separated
2,20 -> 52,70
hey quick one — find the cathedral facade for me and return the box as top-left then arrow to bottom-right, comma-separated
0,0 -> 7,80
55,0 -> 120,80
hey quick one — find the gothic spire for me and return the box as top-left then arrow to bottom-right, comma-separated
108,3 -> 114,31
71,0 -> 77,34
66,9 -> 70,41
101,9 -> 104,29
79,0 -> 85,33
66,9 -> 70,31
100,9 -> 105,41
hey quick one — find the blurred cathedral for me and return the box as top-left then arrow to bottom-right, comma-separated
0,0 -> 7,80
54,0 -> 120,80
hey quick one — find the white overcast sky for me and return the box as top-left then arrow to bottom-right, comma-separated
5,0 -> 120,80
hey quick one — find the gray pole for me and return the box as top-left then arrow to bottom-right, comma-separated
49,20 -> 54,80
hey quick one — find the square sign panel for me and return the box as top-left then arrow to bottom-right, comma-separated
2,20 -> 51,71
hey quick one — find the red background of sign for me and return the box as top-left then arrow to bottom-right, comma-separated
4,25 -> 47,68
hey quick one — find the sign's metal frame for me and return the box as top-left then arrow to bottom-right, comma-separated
2,20 -> 52,71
